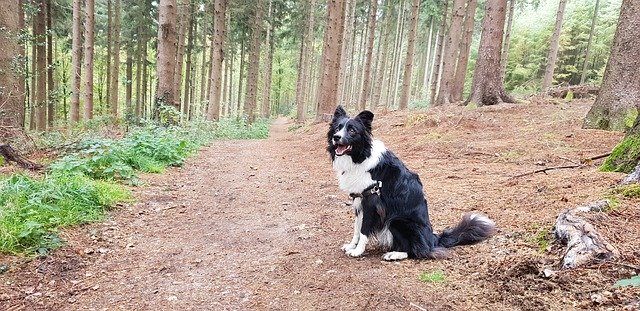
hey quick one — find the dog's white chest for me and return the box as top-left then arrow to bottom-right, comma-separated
332,140 -> 386,194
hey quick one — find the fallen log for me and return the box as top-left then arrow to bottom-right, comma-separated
547,84 -> 599,99
0,144 -> 42,170
555,200 -> 619,269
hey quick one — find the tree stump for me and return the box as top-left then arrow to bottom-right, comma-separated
555,200 -> 619,269
0,144 -> 42,170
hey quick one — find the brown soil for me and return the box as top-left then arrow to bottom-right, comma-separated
2,99 -> 640,310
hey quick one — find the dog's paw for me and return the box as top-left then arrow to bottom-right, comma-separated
345,248 -> 364,257
382,251 -> 408,261
342,243 -> 357,252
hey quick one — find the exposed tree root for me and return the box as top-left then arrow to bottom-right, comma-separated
554,200 -> 619,269
0,144 -> 43,170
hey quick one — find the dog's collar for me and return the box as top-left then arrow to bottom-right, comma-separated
349,181 -> 382,199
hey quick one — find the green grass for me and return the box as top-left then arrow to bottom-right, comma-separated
0,174 -> 131,255
419,270 -> 446,283
1,118 -> 271,255
611,184 -> 640,198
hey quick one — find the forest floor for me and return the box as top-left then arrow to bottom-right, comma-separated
2,98 -> 640,310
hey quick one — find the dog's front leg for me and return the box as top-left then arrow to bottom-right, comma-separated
345,200 -> 375,258
342,198 -> 362,252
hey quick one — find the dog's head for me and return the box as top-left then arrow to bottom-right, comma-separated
326,105 -> 374,163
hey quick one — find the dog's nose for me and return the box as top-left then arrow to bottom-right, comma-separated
332,134 -> 341,142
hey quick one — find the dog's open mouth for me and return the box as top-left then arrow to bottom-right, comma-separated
335,144 -> 352,156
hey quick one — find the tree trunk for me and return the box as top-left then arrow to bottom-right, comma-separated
29,38 -> 36,130
183,1 -> 195,119
106,0 -> 112,114
316,0 -> 346,121
109,0 -> 122,117
435,0 -> 465,106
372,0 -> 393,111
0,0 -> 25,136
500,0 -> 515,82
451,0 -> 477,102
244,0 -> 264,124
385,1 -> 405,108
156,0 -> 178,115
125,48 -> 133,115
46,0 -> 55,127
84,0 -> 95,120
357,0 -> 378,111
465,0 -> 514,106
295,38 -> 306,122
134,29 -> 142,118
70,0 -> 82,125
430,0 -> 449,106
398,0 -> 420,110
199,11 -> 209,108
174,0 -> 188,111
338,0 -> 356,106
583,0 -> 640,132
207,0 -> 227,121
35,0 -> 47,131
421,17 -> 435,99
261,0 -> 274,118
542,0 -> 567,90
296,0 -> 316,122
580,0 -> 600,85
237,40 -> 245,114
141,39 -> 148,119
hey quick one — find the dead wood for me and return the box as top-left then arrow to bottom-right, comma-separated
547,84 -> 599,99
554,200 -> 619,269
512,164 -> 581,178
0,144 -> 43,170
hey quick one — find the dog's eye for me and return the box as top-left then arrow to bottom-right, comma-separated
348,128 -> 356,135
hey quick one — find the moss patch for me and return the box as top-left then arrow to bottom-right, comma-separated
611,184 -> 640,198
624,108 -> 639,130
600,135 -> 640,173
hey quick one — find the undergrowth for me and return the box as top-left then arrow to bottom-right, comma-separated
0,118 -> 270,255
419,270 -> 446,283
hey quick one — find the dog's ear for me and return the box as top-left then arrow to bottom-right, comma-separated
332,105 -> 347,121
355,110 -> 374,131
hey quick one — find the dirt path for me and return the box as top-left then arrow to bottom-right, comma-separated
2,102 -> 640,310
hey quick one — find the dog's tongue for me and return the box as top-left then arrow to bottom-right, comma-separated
336,144 -> 350,155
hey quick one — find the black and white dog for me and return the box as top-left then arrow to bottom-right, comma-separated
327,106 -> 496,261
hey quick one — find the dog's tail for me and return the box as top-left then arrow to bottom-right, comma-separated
437,213 -> 496,248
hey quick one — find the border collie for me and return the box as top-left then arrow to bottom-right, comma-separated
327,106 -> 495,261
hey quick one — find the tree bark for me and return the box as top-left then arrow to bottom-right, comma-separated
29,36 -> 36,130
71,0 -> 83,125
106,0 -> 112,114
316,0 -> 346,121
35,0 -> 47,131
357,0 -> 378,111
372,0 -> 393,111
46,0 -> 55,127
451,0 -> 477,102
134,29 -> 142,118
465,0 -> 514,106
125,47 -> 133,115
435,0 -> 466,106
207,0 -> 226,121
244,0 -> 264,124
398,0 -> 420,110
174,0 -> 188,111
156,0 -> 178,114
296,0 -> 316,122
261,0 -> 274,118
542,0 -> 567,90
84,0 -> 95,120
499,0 -> 515,82
583,0 -> 640,132
0,0 -> 25,136
183,1 -> 196,119
199,10 -> 209,108
421,17 -> 435,99
109,0 -> 122,117
430,0 -> 449,106
580,0 -> 600,85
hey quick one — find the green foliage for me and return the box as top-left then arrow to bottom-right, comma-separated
0,174 -> 131,255
611,184 -> 640,198
419,270 -> 446,283
600,135 -> 640,173
614,276 -> 640,288
212,117 -> 270,140
527,225 -> 552,253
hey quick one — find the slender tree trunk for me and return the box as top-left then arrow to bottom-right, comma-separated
430,0 -> 449,105
35,0 -> 47,131
500,0 -> 515,81
295,38 -> 306,121
109,0 -> 121,117
452,0 -> 478,102
0,0 -> 25,134
398,0 -> 420,109
29,35 -> 36,130
237,40 -> 245,114
141,40 -> 148,118
106,0 -> 112,113
207,0 -> 227,121
71,0 -> 82,125
296,0 -> 316,122
580,0 -> 600,85
583,0 -> 640,131
422,18 -> 435,99
466,0 -> 514,106
372,0 -> 393,111
134,30 -> 142,118
183,2 -> 195,119
125,47 -> 133,115
244,0 -> 264,124
338,0 -> 355,106
435,0 -> 465,106
174,0 -> 188,111
261,0 -> 274,118
46,0 -> 55,127
316,0 -> 346,120
387,0 -> 406,108
542,0 -> 567,90
156,0 -> 178,115
84,0 -> 94,120
199,12 -> 209,107
357,0 -> 378,111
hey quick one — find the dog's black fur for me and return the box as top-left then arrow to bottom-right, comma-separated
327,106 -> 495,260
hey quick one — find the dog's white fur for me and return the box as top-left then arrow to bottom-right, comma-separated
332,140 -> 387,193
